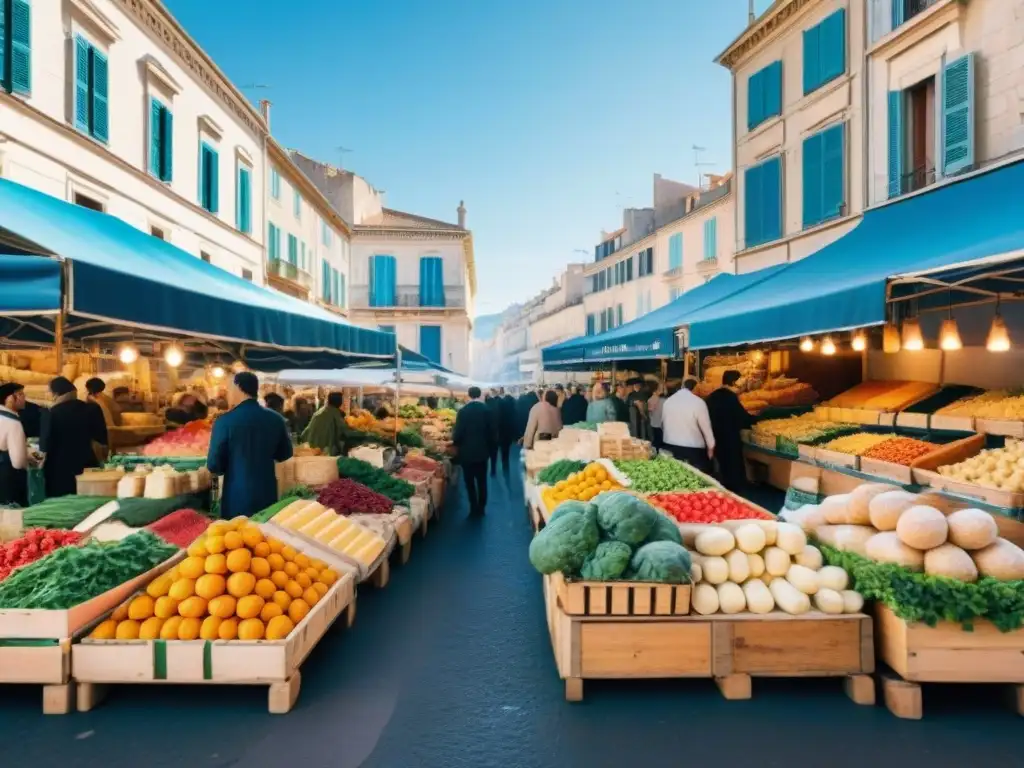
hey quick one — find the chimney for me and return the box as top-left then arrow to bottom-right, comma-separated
457,200 -> 467,229
748,0 -> 756,24
259,99 -> 272,131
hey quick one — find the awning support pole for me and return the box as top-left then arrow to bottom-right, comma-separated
55,261 -> 68,371
394,347 -> 402,446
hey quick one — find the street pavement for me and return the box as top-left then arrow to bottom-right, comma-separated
1,452 -> 1022,767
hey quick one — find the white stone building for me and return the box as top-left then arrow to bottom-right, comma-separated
0,0 -> 266,279
289,153 -> 476,375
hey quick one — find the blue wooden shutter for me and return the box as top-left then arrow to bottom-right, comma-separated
802,131 -> 823,228
238,167 -> 252,234
887,91 -> 903,198
149,99 -> 163,177
802,23 -> 819,95
419,325 -> 442,364
704,217 -> 717,259
338,271 -> 345,307
74,37 -> 89,132
208,148 -> 219,213
744,163 -> 761,246
762,157 -> 782,242
821,10 -> 846,85
891,0 -> 904,28
616,305 -> 623,327
11,0 -> 31,95
161,108 -> 173,181
586,314 -> 595,335
91,49 -> 108,143
747,69 -> 762,130
822,123 -> 844,219
765,61 -> 782,119
942,53 -> 975,177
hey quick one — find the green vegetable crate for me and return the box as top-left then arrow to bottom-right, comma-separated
543,574 -> 874,705
0,551 -> 184,715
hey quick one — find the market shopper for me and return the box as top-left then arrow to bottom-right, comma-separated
40,376 -> 108,498
263,392 -> 285,416
627,378 -> 652,440
611,383 -> 630,423
660,377 -> 715,474
301,391 -> 348,456
516,387 -> 539,437
648,384 -> 665,449
485,390 -> 504,477
453,386 -> 495,517
706,369 -> 754,492
561,385 -> 588,426
286,397 -> 314,436
499,388 -> 518,473
523,390 -> 563,449
85,377 -> 121,428
0,383 -> 29,506
586,382 -> 617,423
207,371 -> 293,519
166,393 -> 208,425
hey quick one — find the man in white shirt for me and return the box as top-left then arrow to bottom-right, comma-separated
660,378 -> 715,473
0,382 -> 29,506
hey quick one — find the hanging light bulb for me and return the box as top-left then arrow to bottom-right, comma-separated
164,345 -> 184,368
883,323 -> 901,353
799,336 -> 814,352
211,366 -> 225,379
750,349 -> 764,363
987,307 -> 1011,352
232,361 -> 247,373
851,330 -> 867,352
118,344 -> 139,365
939,318 -> 962,351
902,318 -> 924,351
821,336 -> 837,356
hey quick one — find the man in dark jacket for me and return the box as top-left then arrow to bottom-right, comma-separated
40,376 -> 108,498
207,372 -> 293,518
516,388 -> 539,438
484,390 -> 503,477
500,389 -> 518,472
705,369 -> 754,492
611,383 -> 630,423
453,387 -> 496,516
561,385 -> 588,426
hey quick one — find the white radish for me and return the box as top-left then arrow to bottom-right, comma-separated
763,546 -> 791,577
817,565 -> 849,591
786,564 -> 820,595
775,522 -> 807,555
734,523 -> 767,554
695,527 -> 735,556
841,590 -> 864,613
725,549 -> 750,583
716,582 -> 746,614
769,577 -> 811,615
795,544 -> 823,570
692,583 -> 720,615
701,556 -> 729,585
813,588 -> 844,614
742,579 -> 775,614
747,553 -> 765,579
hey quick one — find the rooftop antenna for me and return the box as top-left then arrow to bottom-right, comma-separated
748,0 -> 756,24
336,146 -> 353,170
692,145 -> 714,189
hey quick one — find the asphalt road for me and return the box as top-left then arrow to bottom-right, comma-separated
1,453 -> 1022,767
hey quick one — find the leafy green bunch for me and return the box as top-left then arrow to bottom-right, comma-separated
820,544 -> 1024,632
537,459 -> 587,485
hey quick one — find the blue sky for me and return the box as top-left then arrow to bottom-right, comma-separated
166,0 -> 773,316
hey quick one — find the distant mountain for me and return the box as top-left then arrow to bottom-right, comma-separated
473,313 -> 503,340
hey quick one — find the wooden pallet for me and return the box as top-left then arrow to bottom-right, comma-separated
0,639 -> 75,714
549,572 -> 690,617
544,575 -> 873,703
874,604 -> 1024,719
72,572 -> 356,714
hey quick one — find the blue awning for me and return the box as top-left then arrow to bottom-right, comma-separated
541,267 -> 786,369
0,179 -> 395,370
686,160 -> 1024,350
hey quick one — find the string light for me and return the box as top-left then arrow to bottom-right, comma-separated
211,366 -> 225,379
799,337 -> 814,352
901,318 -> 924,351
883,323 -> 901,353
821,336 -> 836,356
938,318 -> 962,351
118,344 -> 139,364
987,304 -> 1011,352
164,345 -> 184,368
851,330 -> 867,352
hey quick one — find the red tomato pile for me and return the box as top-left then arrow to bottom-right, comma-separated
0,528 -> 82,582
650,491 -> 774,524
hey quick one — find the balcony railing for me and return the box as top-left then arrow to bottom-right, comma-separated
266,258 -> 313,291
696,256 -> 719,272
349,284 -> 466,310
901,165 -> 936,196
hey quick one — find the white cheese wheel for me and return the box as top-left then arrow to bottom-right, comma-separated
695,527 -> 735,557
924,543 -> 979,582
865,532 -> 925,570
946,508 -> 998,551
813,588 -> 845,614
896,506 -> 949,551
716,582 -> 746,614
868,490 -> 919,531
734,523 -> 767,554
817,565 -> 850,591
794,544 -> 823,570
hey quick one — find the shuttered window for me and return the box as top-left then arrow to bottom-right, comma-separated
616,304 -> 623,327
419,256 -> 445,307
148,98 -> 173,182
887,91 -> 903,199
802,123 -> 845,228
668,233 -> 682,271
199,142 -> 219,213
369,254 -> 397,307
586,314 -> 596,336
803,9 -> 846,95
744,156 -> 783,248
1,0 -> 31,95
268,223 -> 280,260
419,325 -> 442,364
703,217 -> 718,260
270,169 -> 281,200
942,53 -> 975,177
236,163 -> 252,234
322,220 -> 331,247
73,35 -> 108,143
293,189 -> 301,219
747,60 -> 782,131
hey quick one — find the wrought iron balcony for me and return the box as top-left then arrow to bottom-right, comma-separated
349,284 -> 466,310
696,256 -> 719,273
266,258 -> 313,292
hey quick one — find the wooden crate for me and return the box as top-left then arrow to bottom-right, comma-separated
0,552 -> 184,640
549,572 -> 690,617
975,419 -> 1024,438
930,414 -> 974,433
859,456 -> 913,485
72,572 -> 356,714
814,448 -> 859,470
545,576 -> 873,703
874,604 -> 1024,719
0,639 -> 74,714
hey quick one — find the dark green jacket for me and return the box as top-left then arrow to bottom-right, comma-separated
301,406 -> 346,455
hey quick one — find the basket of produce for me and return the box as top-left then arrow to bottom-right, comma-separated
540,462 -> 624,512
648,490 -> 774,546
612,455 -> 713,493
292,455 -> 339,487
76,469 -> 126,497
337,457 -> 415,503
858,436 -> 940,484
